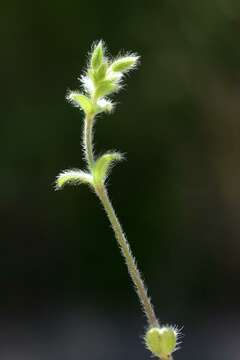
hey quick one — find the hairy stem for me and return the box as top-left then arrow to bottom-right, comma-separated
96,184 -> 159,327
83,115 -> 159,327
83,116 -> 95,170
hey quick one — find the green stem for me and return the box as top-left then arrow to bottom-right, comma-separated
96,184 -> 159,327
83,113 -> 159,328
83,116 -> 95,170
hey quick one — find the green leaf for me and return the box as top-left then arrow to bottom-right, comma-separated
110,55 -> 139,73
92,62 -> 108,83
67,92 -> 93,115
95,79 -> 118,99
93,152 -> 123,185
90,41 -> 104,70
56,169 -> 93,190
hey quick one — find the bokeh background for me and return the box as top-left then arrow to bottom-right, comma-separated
1,0 -> 240,359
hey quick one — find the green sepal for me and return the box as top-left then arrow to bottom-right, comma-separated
93,152 -> 123,186
67,92 -> 93,116
55,169 -> 93,190
90,41 -> 104,70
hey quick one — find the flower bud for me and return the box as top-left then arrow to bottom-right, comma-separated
145,326 -> 178,359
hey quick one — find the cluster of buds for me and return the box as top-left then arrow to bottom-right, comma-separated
56,41 -> 139,190
67,40 -> 139,117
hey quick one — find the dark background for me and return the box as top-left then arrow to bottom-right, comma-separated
1,0 -> 240,359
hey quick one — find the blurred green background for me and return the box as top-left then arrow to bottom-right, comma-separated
1,0 -> 240,359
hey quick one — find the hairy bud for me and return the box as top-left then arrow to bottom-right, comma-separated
145,326 -> 179,359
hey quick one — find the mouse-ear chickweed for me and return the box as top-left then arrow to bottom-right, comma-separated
55,40 -> 180,359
